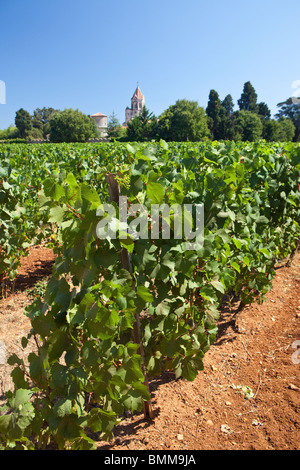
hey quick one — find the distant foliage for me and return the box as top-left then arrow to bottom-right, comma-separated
3,80 -> 299,143
49,109 -> 95,143
158,100 -> 210,141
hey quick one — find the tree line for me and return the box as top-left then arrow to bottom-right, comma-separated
0,107 -> 99,142
123,81 -> 298,143
0,81 -> 299,143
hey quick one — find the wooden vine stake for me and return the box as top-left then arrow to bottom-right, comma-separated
106,173 -> 154,420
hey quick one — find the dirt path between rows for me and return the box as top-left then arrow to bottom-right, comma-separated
0,246 -> 299,450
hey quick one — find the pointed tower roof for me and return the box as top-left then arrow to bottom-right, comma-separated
131,86 -> 144,100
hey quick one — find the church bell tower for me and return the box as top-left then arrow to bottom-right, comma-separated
125,85 -> 145,124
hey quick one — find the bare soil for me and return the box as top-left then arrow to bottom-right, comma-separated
0,246 -> 299,450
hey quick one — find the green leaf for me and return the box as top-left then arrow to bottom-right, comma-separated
49,206 -> 66,225
80,184 -> 100,206
50,363 -> 69,389
0,389 -> 34,439
87,408 -> 117,435
48,328 -> 70,361
232,238 -> 242,249
119,234 -> 135,253
243,256 -> 250,267
126,143 -> 137,154
181,356 -> 203,381
43,179 -> 65,201
205,304 -> 220,325
71,436 -> 97,450
28,348 -> 49,382
53,398 -> 73,418
122,383 -> 149,412
56,414 -> 83,441
231,261 -> 240,273
146,182 -> 164,205
136,285 -> 153,303
199,285 -> 216,303
87,305 -> 119,340
256,216 -> 269,224
123,356 -> 145,383
31,312 -> 55,337
259,248 -> 271,258
211,280 -> 225,294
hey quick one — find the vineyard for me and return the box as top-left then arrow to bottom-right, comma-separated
0,140 -> 299,450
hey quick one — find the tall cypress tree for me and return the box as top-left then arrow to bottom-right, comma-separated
238,81 -> 258,113
257,102 -> 271,120
219,95 -> 235,140
206,90 -> 222,140
15,108 -> 32,139
222,94 -> 234,116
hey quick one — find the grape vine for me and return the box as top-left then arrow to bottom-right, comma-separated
0,140 -> 299,449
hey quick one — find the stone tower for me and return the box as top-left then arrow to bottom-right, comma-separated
90,112 -> 108,137
125,85 -> 145,124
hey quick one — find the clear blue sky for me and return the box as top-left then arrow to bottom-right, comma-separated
0,0 -> 300,129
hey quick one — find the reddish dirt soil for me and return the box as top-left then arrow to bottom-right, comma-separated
0,246 -> 299,450
0,245 -> 56,395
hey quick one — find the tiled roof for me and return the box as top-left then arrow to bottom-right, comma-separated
91,113 -> 107,117
131,86 -> 144,100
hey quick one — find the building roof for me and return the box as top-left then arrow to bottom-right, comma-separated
131,86 -> 144,100
91,113 -> 107,117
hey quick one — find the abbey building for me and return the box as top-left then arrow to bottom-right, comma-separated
124,85 -> 145,124
91,86 -> 145,136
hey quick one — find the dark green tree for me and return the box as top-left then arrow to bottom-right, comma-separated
126,106 -> 158,142
49,108 -> 95,143
238,81 -> 258,113
222,94 -> 234,116
262,118 -> 295,142
28,127 -> 44,140
0,125 -> 20,140
32,107 -> 58,138
276,98 -> 300,141
126,116 -> 143,141
206,90 -> 222,140
219,94 -> 235,140
257,102 -> 271,120
158,99 -> 210,141
277,118 -> 296,141
217,109 -> 235,140
262,119 -> 279,141
206,92 -> 236,140
15,108 -> 32,139
232,110 -> 263,141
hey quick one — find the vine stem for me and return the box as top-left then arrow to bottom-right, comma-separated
66,202 -> 83,220
106,173 -> 154,420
